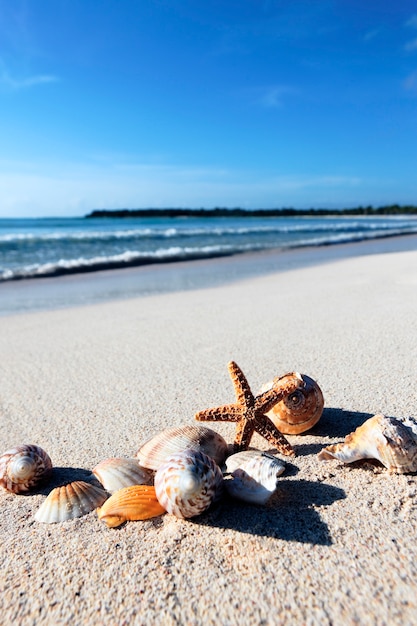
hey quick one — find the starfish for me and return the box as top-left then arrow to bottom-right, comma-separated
195,361 -> 304,456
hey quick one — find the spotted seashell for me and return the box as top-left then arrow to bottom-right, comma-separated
224,450 -> 286,505
154,449 -> 223,519
318,414 -> 417,474
137,425 -> 228,471
0,444 -> 53,494
97,485 -> 165,527
92,458 -> 153,493
261,374 -> 324,435
34,480 -> 108,523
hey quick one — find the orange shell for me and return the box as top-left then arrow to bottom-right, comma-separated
97,485 -> 165,528
262,374 -> 324,435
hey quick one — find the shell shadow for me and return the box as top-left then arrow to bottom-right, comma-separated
312,407 -> 373,438
194,478 -> 346,546
31,466 -> 97,496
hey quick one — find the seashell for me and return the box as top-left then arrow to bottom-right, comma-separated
137,425 -> 228,471
92,458 -> 153,493
34,480 -> 108,523
97,485 -> 165,527
154,449 -> 223,519
261,374 -> 324,435
0,444 -> 53,494
224,450 -> 286,505
318,414 -> 417,474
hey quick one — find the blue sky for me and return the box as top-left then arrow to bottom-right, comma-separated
1,1 -> 417,217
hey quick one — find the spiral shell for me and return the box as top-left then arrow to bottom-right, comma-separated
137,425 -> 228,471
97,485 -> 166,527
318,414 -> 417,474
261,374 -> 324,435
34,481 -> 108,523
0,444 -> 53,494
92,458 -> 153,493
154,449 -> 223,519
224,450 -> 286,505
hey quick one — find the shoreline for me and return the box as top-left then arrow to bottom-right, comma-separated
1,232 -> 417,316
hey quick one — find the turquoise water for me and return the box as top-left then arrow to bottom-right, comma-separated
1,214 -> 417,281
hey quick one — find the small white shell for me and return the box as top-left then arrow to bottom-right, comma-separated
154,449 -> 223,519
224,450 -> 286,505
92,458 -> 153,493
0,444 -> 53,494
34,480 -> 108,523
137,425 -> 228,471
318,414 -> 417,474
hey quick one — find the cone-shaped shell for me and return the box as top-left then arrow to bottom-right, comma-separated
224,450 -> 285,505
92,458 -> 153,493
34,481 -> 108,523
137,425 -> 228,471
0,444 -> 53,494
154,449 -> 223,519
97,485 -> 165,527
261,374 -> 324,435
318,414 -> 417,474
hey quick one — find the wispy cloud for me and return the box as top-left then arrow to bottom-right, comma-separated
249,84 -> 297,109
404,70 -> 417,93
406,14 -> 417,29
0,63 -> 58,90
404,38 -> 417,52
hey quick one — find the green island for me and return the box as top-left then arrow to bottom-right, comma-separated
86,205 -> 417,218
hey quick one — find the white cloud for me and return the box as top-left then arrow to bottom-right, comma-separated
249,84 -> 297,108
406,14 -> 417,29
0,62 -> 58,90
404,38 -> 417,52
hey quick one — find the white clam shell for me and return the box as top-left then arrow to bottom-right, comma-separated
154,449 -> 223,519
137,425 -> 228,471
224,450 -> 286,505
92,458 -> 153,493
0,444 -> 53,494
318,414 -> 417,474
34,480 -> 108,523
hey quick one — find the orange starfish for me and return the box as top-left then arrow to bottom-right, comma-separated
195,361 -> 304,456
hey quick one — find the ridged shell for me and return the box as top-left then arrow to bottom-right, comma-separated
0,444 -> 53,494
318,414 -> 417,474
154,449 -> 223,519
34,480 -> 108,523
92,458 -> 153,493
97,485 -> 165,527
137,425 -> 228,471
224,450 -> 286,505
261,374 -> 324,435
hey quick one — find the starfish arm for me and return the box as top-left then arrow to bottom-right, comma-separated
255,372 -> 304,414
233,420 -> 255,453
255,414 -> 295,457
195,403 -> 243,423
228,361 -> 255,408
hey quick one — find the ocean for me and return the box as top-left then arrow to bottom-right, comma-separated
1,213 -> 417,282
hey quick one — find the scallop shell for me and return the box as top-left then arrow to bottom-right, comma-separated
97,485 -> 165,527
34,480 -> 108,523
318,414 -> 417,474
137,425 -> 228,471
154,449 -> 223,519
261,374 -> 324,435
92,458 -> 153,493
0,444 -> 53,494
224,450 -> 286,505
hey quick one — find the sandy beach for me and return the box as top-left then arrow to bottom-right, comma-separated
1,242 -> 417,625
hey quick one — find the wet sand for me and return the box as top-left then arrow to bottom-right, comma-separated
1,243 -> 417,624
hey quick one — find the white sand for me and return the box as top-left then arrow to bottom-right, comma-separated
1,248 -> 417,625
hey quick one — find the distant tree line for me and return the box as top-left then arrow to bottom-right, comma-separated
86,205 -> 417,219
